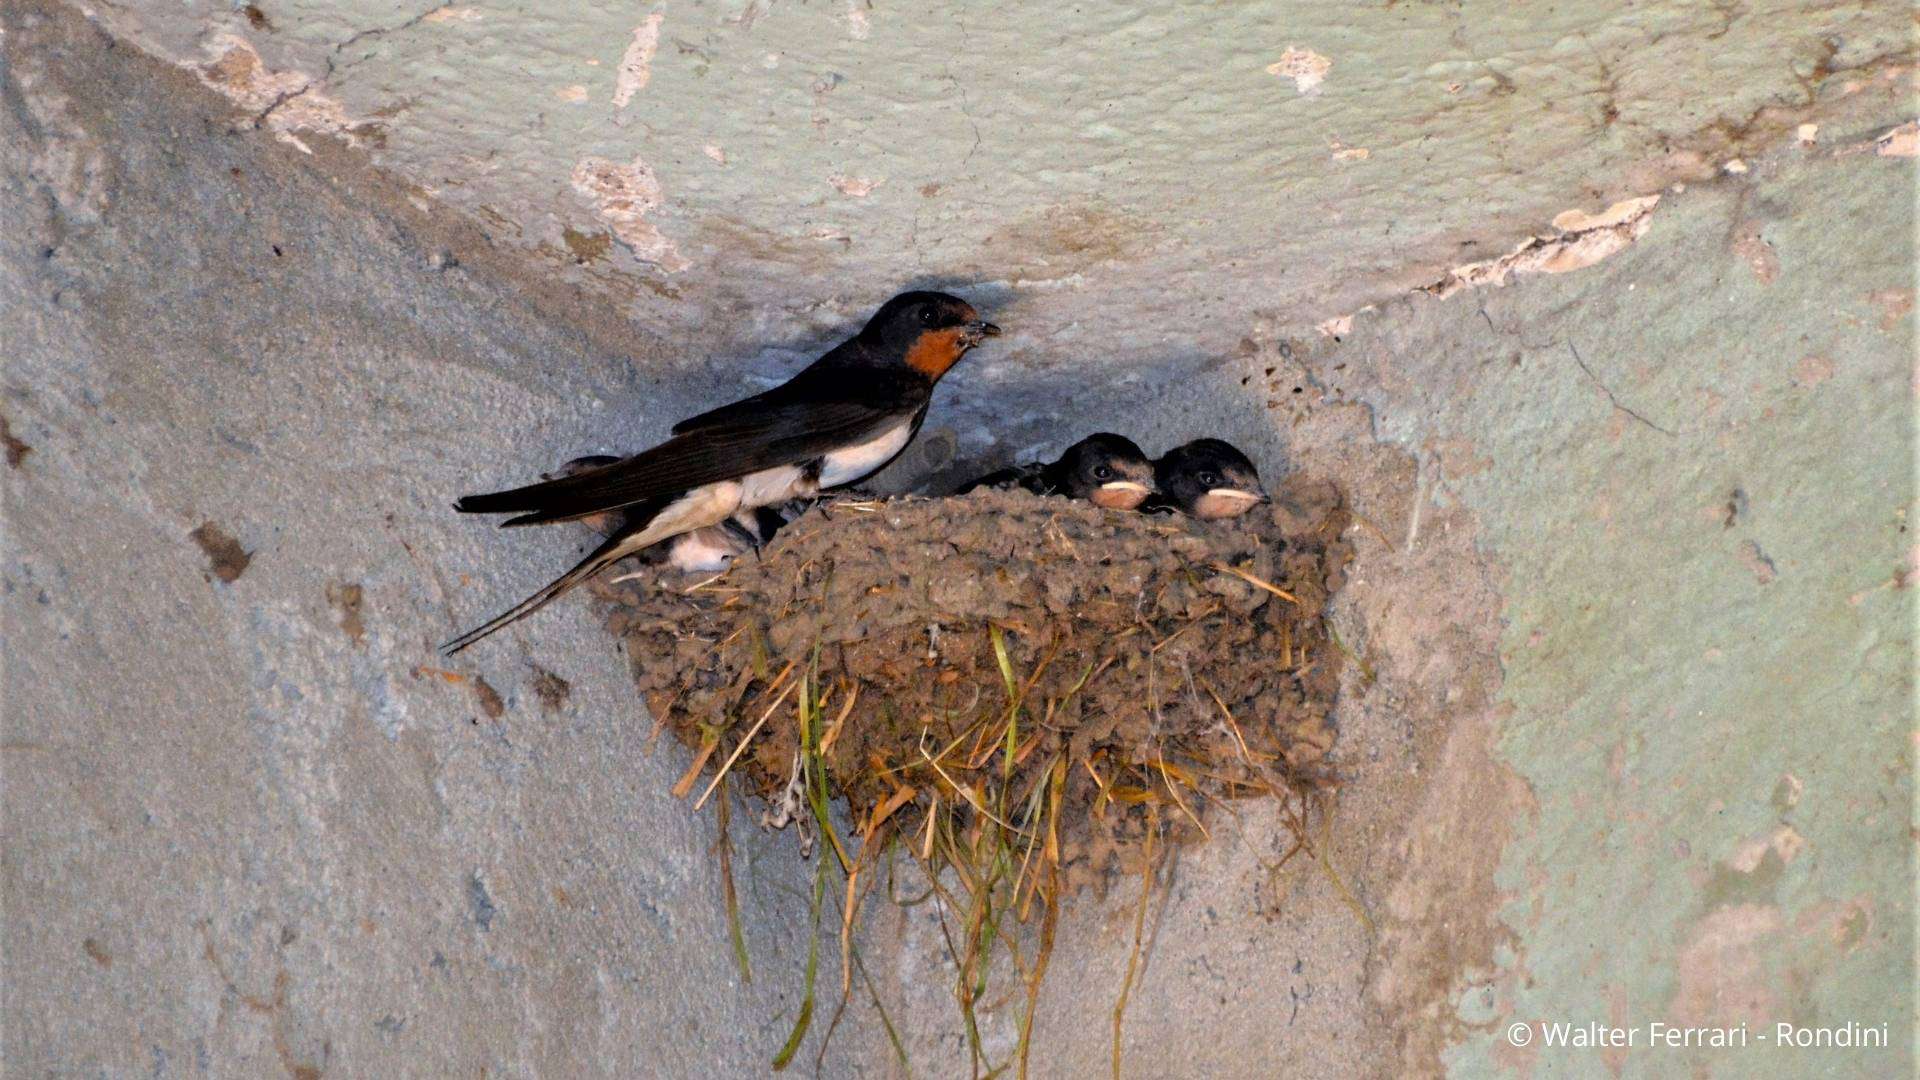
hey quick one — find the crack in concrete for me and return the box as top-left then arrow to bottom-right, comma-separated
946,11 -> 983,173
1567,338 -> 1673,436
253,2 -> 453,127
251,83 -> 309,126
327,1 -> 457,80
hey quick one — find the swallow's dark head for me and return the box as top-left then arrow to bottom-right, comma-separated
1154,438 -> 1269,520
1055,433 -> 1155,510
861,290 -> 1000,379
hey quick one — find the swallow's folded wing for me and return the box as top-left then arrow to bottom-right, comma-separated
669,387 -> 783,437
455,396 -> 910,527
668,345 -> 867,437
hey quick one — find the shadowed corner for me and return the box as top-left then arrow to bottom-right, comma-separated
912,344 -> 1301,499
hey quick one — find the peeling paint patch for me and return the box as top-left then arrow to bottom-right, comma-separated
269,93 -> 359,155
1422,196 -> 1659,298
829,174 -> 882,198
1267,47 -> 1331,95
1547,200 -> 1655,233
1728,824 -> 1805,873
702,144 -> 727,165
1329,138 -> 1369,162
612,12 -> 664,108
1796,122 -> 1819,146
197,34 -> 305,110
421,5 -> 482,22
1317,305 -> 1374,338
196,35 -> 358,154
570,157 -> 687,272
844,0 -> 871,40
1872,121 -> 1918,158
1838,120 -> 1918,159
557,85 -> 588,103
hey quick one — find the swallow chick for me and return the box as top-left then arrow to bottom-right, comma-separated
1143,438 -> 1270,520
442,290 -> 999,653
958,433 -> 1156,510
654,502 -> 802,574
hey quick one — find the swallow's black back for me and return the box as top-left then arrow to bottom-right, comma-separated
455,324 -> 939,526
453,291 -> 985,527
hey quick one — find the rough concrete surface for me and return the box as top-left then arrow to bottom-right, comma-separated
4,0 -> 1914,1077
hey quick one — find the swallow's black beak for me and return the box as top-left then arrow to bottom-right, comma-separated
966,320 -> 1001,342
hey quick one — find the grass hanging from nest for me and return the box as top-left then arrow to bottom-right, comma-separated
702,627 -> 1349,1078
714,775 -> 751,985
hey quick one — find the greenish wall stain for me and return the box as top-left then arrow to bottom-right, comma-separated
1340,153 -> 1918,1077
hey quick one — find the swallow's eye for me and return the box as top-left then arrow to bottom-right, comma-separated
1198,471 -> 1221,487
1093,465 -> 1113,480
919,307 -> 936,326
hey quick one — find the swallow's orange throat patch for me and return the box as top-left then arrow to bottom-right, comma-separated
904,327 -> 967,379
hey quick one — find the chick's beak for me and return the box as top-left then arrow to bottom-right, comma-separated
1090,477 -> 1151,510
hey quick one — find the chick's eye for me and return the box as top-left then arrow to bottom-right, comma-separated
1199,472 -> 1220,487
1093,465 -> 1113,480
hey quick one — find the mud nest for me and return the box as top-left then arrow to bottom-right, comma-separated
590,475 -> 1354,893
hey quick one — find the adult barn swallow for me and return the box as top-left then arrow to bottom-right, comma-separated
442,291 -> 998,653
1142,438 -> 1270,520
958,433 -> 1157,510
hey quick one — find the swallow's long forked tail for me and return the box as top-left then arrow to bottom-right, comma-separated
439,530 -> 635,655
442,484 -> 750,653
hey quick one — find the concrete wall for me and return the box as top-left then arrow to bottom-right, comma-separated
4,1 -> 1912,1076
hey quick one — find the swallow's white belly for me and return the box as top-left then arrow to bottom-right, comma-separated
622,480 -> 744,551
818,420 -> 913,489
737,463 -> 809,508
622,421 -> 911,557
